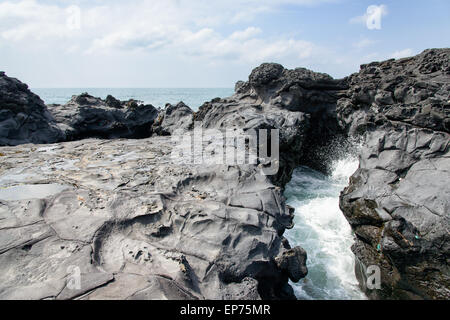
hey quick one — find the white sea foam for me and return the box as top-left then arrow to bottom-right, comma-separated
331,157 -> 360,183
284,157 -> 366,300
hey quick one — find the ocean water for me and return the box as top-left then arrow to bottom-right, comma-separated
284,158 -> 367,300
32,88 -> 234,111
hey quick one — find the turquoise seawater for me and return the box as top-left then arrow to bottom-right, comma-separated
32,88 -> 234,111
284,158 -> 367,300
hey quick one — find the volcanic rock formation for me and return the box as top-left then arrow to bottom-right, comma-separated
0,72 -> 64,146
47,93 -> 159,141
0,48 -> 448,300
337,48 -> 450,299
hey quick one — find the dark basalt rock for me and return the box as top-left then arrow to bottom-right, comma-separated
152,102 -> 194,136
105,95 -> 122,109
47,93 -> 158,140
0,72 -> 64,146
249,63 -> 284,86
338,48 -> 450,136
275,247 -> 308,282
195,63 -> 348,186
337,48 -> 450,300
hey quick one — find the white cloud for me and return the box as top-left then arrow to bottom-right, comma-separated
353,38 -> 377,49
229,27 -> 262,41
390,48 -> 414,59
0,0 -> 78,40
350,4 -> 388,30
4,0 -> 397,87
88,25 -> 316,64
182,34 -> 316,63
0,0 -> 325,65
0,0 -> 323,65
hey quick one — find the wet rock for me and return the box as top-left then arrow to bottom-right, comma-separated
338,48 -> 450,300
275,247 -> 308,282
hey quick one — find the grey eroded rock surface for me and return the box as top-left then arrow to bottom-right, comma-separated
152,102 -> 194,135
0,136 -> 303,300
337,48 -> 450,299
0,72 -> 64,146
47,93 -> 158,141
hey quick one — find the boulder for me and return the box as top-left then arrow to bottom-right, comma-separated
152,102 -> 194,135
0,72 -> 64,146
275,247 -> 308,282
47,93 -> 158,140
105,95 -> 122,109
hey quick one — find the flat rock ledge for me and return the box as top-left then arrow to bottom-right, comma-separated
0,136 -> 302,300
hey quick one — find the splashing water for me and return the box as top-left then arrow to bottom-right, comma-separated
284,157 -> 367,300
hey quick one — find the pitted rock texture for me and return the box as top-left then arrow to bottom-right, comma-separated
195,63 -> 347,186
338,48 -> 450,299
338,49 -> 449,135
0,72 -> 64,146
0,136 -> 305,300
47,93 -> 158,141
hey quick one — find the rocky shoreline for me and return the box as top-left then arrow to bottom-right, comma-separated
0,48 -> 448,300
338,49 -> 449,299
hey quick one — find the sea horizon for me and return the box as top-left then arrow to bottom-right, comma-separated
32,87 -> 235,110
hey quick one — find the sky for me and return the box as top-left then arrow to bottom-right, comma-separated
0,0 -> 449,88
